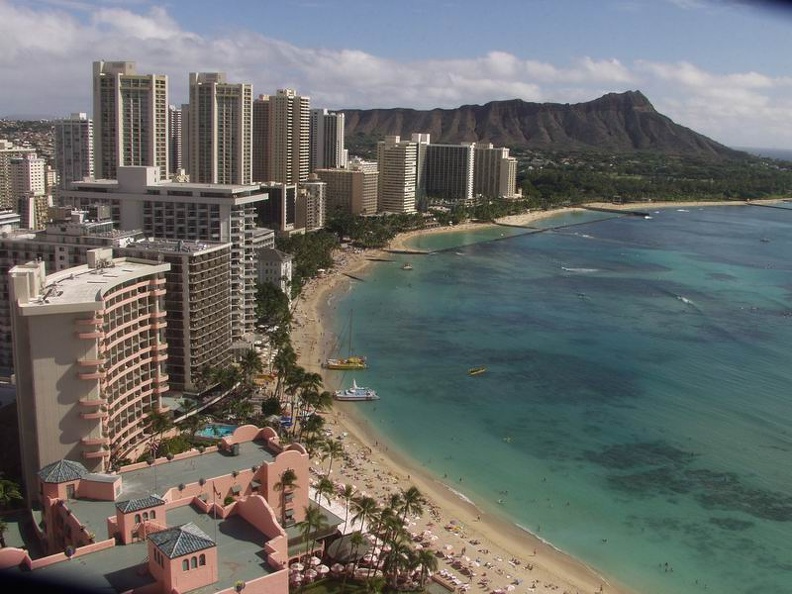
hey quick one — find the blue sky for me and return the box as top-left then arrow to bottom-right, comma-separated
1,0 -> 791,148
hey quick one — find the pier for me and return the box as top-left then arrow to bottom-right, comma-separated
746,201 -> 792,212
342,272 -> 366,282
581,205 -> 651,217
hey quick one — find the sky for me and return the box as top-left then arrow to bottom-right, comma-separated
1,0 -> 792,149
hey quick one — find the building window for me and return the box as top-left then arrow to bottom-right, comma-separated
134,514 -> 141,524
199,554 -> 206,566
151,510 -> 156,519
191,556 -> 198,569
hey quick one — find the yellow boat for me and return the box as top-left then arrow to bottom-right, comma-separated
324,311 -> 368,370
324,356 -> 368,370
468,366 -> 487,376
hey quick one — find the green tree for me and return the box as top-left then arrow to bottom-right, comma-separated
314,476 -> 335,509
0,476 -> 22,510
321,439 -> 345,475
274,468 -> 298,525
297,504 -> 329,584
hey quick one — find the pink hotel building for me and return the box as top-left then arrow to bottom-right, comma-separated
0,425 -> 324,594
2,247 -> 339,593
9,247 -> 171,502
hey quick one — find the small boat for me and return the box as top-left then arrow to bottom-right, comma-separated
334,379 -> 379,401
468,366 -> 487,376
324,311 -> 367,370
324,356 -> 367,370
401,262 -> 413,270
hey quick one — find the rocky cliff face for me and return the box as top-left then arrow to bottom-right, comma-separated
342,91 -> 743,159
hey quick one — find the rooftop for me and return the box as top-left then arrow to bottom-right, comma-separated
66,440 -> 277,539
20,258 -> 168,309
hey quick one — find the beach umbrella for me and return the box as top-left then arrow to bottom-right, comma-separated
290,574 -> 303,584
290,562 -> 304,571
310,555 -> 321,566
317,564 -> 330,575
331,563 -> 344,574
306,568 -> 318,579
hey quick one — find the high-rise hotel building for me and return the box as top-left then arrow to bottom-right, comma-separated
187,73 -> 253,185
253,89 -> 310,184
93,61 -> 169,180
58,166 -> 269,341
473,143 -> 518,199
309,109 -> 347,172
376,136 -> 417,214
54,113 -> 94,189
9,249 -> 170,501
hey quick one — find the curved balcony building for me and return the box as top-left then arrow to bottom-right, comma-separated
9,247 -> 170,503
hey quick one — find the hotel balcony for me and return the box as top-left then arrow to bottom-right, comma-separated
79,398 -> 106,408
154,383 -> 169,394
80,410 -> 109,420
77,370 -> 107,381
81,436 -> 110,447
152,289 -> 166,297
151,352 -> 169,363
82,448 -> 110,460
151,321 -> 167,330
76,330 -> 105,340
78,358 -> 106,367
75,317 -> 103,327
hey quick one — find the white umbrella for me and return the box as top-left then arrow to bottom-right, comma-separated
306,568 -> 318,579
331,563 -> 344,573
317,564 -> 330,574
290,562 -> 304,571
310,556 -> 321,566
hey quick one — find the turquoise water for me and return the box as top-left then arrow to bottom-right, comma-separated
196,423 -> 238,439
331,205 -> 792,594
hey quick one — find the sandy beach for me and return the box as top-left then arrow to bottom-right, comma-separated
287,198 -> 783,594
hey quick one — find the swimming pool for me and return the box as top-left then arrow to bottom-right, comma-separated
195,423 -> 238,439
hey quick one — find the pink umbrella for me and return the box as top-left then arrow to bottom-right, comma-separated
317,564 -> 330,575
331,563 -> 344,573
306,568 -> 318,579
310,555 -> 321,566
290,562 -> 304,571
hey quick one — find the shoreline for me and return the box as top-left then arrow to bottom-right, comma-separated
288,199 -> 784,594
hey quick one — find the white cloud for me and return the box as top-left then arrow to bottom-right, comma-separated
0,1 -> 790,147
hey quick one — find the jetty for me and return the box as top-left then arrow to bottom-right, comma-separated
342,272 -> 366,282
581,205 -> 651,217
745,201 -> 792,212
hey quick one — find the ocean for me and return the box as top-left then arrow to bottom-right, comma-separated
329,204 -> 792,594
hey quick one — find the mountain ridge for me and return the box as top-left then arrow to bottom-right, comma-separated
341,91 -> 744,159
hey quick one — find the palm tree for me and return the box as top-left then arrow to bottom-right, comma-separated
314,476 -> 335,509
415,548 -> 438,588
398,486 -> 425,526
146,409 -> 173,456
340,484 -> 356,531
0,476 -> 22,510
297,505 -> 329,579
382,536 -> 413,588
274,468 -> 298,525
341,530 -> 365,593
351,495 -> 379,533
179,414 -> 206,444
238,347 -> 263,386
321,439 -> 345,475
0,518 -> 8,548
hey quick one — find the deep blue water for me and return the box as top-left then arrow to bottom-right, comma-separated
329,205 -> 792,594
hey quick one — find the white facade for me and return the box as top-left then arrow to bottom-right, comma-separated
473,144 -> 518,199
57,166 -> 270,341
10,153 -> 47,198
310,108 -> 347,172
256,248 -> 293,298
255,89 -> 310,184
93,61 -> 169,181
187,72 -> 253,184
55,113 -> 94,190
0,139 -> 36,209
376,136 -> 417,214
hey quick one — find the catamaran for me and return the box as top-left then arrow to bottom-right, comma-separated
334,379 -> 379,401
324,311 -> 368,370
